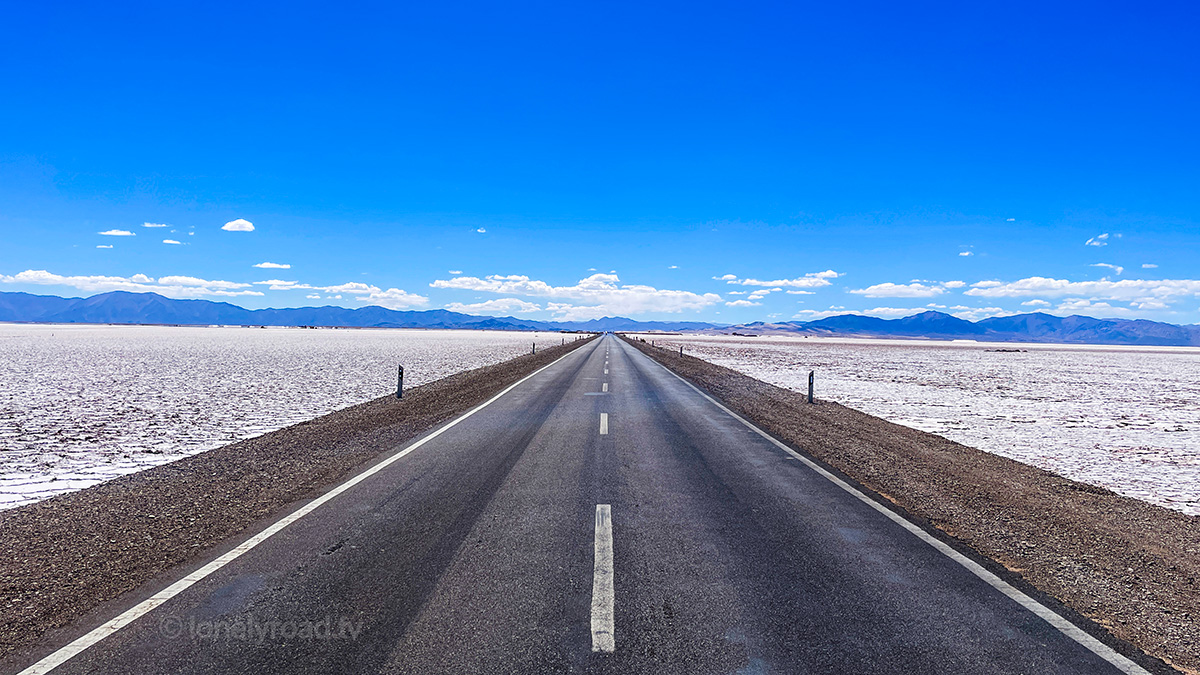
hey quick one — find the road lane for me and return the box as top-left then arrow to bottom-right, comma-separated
603,336 -> 1144,674
10,334 -> 1150,674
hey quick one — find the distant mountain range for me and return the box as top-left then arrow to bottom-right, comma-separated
2,291 -> 1198,346
0,291 -> 717,333
723,310 -> 1200,346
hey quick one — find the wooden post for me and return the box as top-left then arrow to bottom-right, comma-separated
396,365 -> 405,399
808,370 -> 814,404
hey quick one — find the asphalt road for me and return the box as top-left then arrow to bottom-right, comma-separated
13,334 -> 1150,674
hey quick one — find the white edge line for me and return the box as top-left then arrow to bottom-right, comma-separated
17,343 -> 592,675
628,341 -> 1151,675
591,504 -> 615,652
599,413 -> 609,435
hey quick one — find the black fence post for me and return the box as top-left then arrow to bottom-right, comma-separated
808,370 -> 814,404
396,365 -> 405,399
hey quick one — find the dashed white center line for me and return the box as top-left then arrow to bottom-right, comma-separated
591,504 -> 615,653
602,382 -> 608,393
604,368 -> 608,375
599,413 -> 609,435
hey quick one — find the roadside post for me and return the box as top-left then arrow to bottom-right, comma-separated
396,365 -> 405,399
808,370 -> 814,404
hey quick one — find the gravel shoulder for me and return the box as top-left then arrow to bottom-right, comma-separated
0,337 -> 593,662
623,335 -> 1199,675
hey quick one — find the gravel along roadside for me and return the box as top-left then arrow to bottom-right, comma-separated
0,336 -> 595,664
623,335 -> 1198,675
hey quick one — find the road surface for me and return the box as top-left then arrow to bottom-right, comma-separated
13,335 -> 1151,674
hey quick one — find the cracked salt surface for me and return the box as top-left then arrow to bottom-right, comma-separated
646,334 -> 1200,516
0,324 -> 570,509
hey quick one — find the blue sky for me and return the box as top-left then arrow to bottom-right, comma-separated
2,1 -> 1198,324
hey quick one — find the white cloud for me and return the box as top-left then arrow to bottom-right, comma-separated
254,262 -> 291,269
721,270 -> 840,288
863,307 -> 927,317
971,280 -> 1003,289
267,281 -> 427,308
253,278 -> 430,309
1142,263 -> 1158,269
786,290 -> 814,295
746,288 -> 782,300
536,303 -> 603,321
306,294 -> 321,299
964,276 -> 1200,302
1090,263 -> 1124,276
668,265 -> 678,269
157,275 -> 252,290
326,284 -> 428,309
0,270 -> 263,298
323,282 -> 377,295
222,219 -> 254,232
163,239 -> 182,245
253,279 -> 299,290
98,229 -> 134,236
725,299 -> 761,307
259,280 -> 376,295
1021,299 -> 1051,307
96,245 -> 113,249
947,306 -> 1009,321
1131,300 -> 1168,310
849,282 -> 947,298
959,251 -> 973,256
448,270 -> 463,275
445,298 -> 542,315
943,280 -> 966,289
793,306 -> 921,320
431,272 -> 721,320
476,228 -> 487,233
1085,233 -> 1109,247
143,222 -> 168,228
1006,218 -> 1016,222
1052,299 -> 1134,316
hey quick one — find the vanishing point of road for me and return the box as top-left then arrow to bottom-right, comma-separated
14,334 -> 1150,674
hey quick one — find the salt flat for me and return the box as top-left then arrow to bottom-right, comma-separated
638,334 -> 1200,516
0,324 -> 570,509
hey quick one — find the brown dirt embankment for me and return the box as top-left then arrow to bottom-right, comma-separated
623,335 -> 1198,675
0,336 -> 594,662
